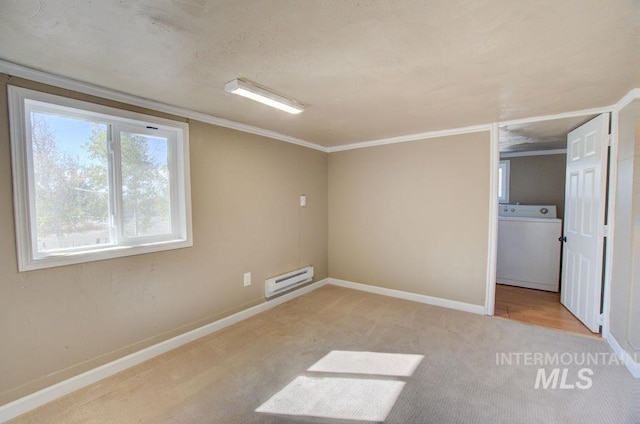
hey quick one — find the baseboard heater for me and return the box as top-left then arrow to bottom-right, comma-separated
265,266 -> 314,298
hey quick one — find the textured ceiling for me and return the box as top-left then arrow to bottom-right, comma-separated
499,115 -> 596,153
0,0 -> 638,148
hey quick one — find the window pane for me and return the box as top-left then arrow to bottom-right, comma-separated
30,111 -> 110,253
120,132 -> 171,238
498,166 -> 504,198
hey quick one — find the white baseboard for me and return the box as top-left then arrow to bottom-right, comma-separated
330,278 -> 485,315
0,278 -> 329,423
603,328 -> 640,378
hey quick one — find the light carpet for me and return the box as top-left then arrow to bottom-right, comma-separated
256,376 -> 405,421
307,350 -> 424,376
9,285 -> 638,424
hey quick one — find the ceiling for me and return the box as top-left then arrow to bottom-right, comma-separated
499,115 -> 597,153
0,0 -> 638,149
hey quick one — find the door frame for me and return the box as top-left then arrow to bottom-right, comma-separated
485,104 -> 619,334
601,90 -> 640,339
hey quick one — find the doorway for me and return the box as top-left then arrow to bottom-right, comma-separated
494,284 -> 596,336
494,114 -> 604,336
495,284 -> 594,336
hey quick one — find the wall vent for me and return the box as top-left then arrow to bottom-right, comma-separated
265,266 -> 314,298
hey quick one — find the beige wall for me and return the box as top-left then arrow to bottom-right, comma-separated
328,132 -> 491,306
505,154 -> 566,218
0,75 -> 328,405
609,100 -> 640,357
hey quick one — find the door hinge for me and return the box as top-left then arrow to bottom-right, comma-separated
599,224 -> 610,237
597,313 -> 604,326
607,134 -> 613,147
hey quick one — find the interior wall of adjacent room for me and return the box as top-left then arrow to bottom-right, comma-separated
506,153 -> 566,218
328,132 -> 491,306
0,74 -> 329,406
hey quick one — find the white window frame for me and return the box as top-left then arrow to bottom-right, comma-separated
8,86 -> 193,271
498,160 -> 510,203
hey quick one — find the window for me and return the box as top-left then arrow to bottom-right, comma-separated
498,160 -> 510,203
8,86 -> 192,271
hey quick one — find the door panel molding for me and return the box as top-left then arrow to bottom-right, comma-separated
561,113 -> 610,333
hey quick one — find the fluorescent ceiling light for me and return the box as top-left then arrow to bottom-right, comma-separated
224,79 -> 304,115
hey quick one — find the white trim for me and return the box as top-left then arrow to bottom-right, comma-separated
615,88 -> 640,111
486,123 -> 499,315
8,86 -> 193,271
0,278 -> 329,422
2,61 -> 635,156
603,329 -> 640,378
330,278 -> 485,315
500,149 -> 567,158
327,124 -> 492,153
498,160 -> 510,204
199,117 -> 325,152
498,105 -> 614,127
600,88 -> 640,359
0,60 -> 328,153
602,109 -> 620,347
603,89 -> 640,379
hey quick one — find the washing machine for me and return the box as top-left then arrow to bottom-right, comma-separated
496,204 -> 562,292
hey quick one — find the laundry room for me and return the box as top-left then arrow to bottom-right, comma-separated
494,114 -> 605,336
502,153 -> 566,217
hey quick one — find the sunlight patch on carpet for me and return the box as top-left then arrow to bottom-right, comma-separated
255,376 -> 405,421
307,350 -> 424,376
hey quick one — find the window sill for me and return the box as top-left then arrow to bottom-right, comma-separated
19,239 -> 193,272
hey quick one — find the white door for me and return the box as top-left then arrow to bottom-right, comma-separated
561,113 -> 610,333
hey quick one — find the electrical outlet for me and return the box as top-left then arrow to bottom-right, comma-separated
243,272 -> 251,287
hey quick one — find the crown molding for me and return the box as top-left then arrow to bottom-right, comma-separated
2,60 -> 636,155
327,124 -> 492,153
498,105 -> 615,128
0,60 -> 328,153
615,88 -> 640,111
